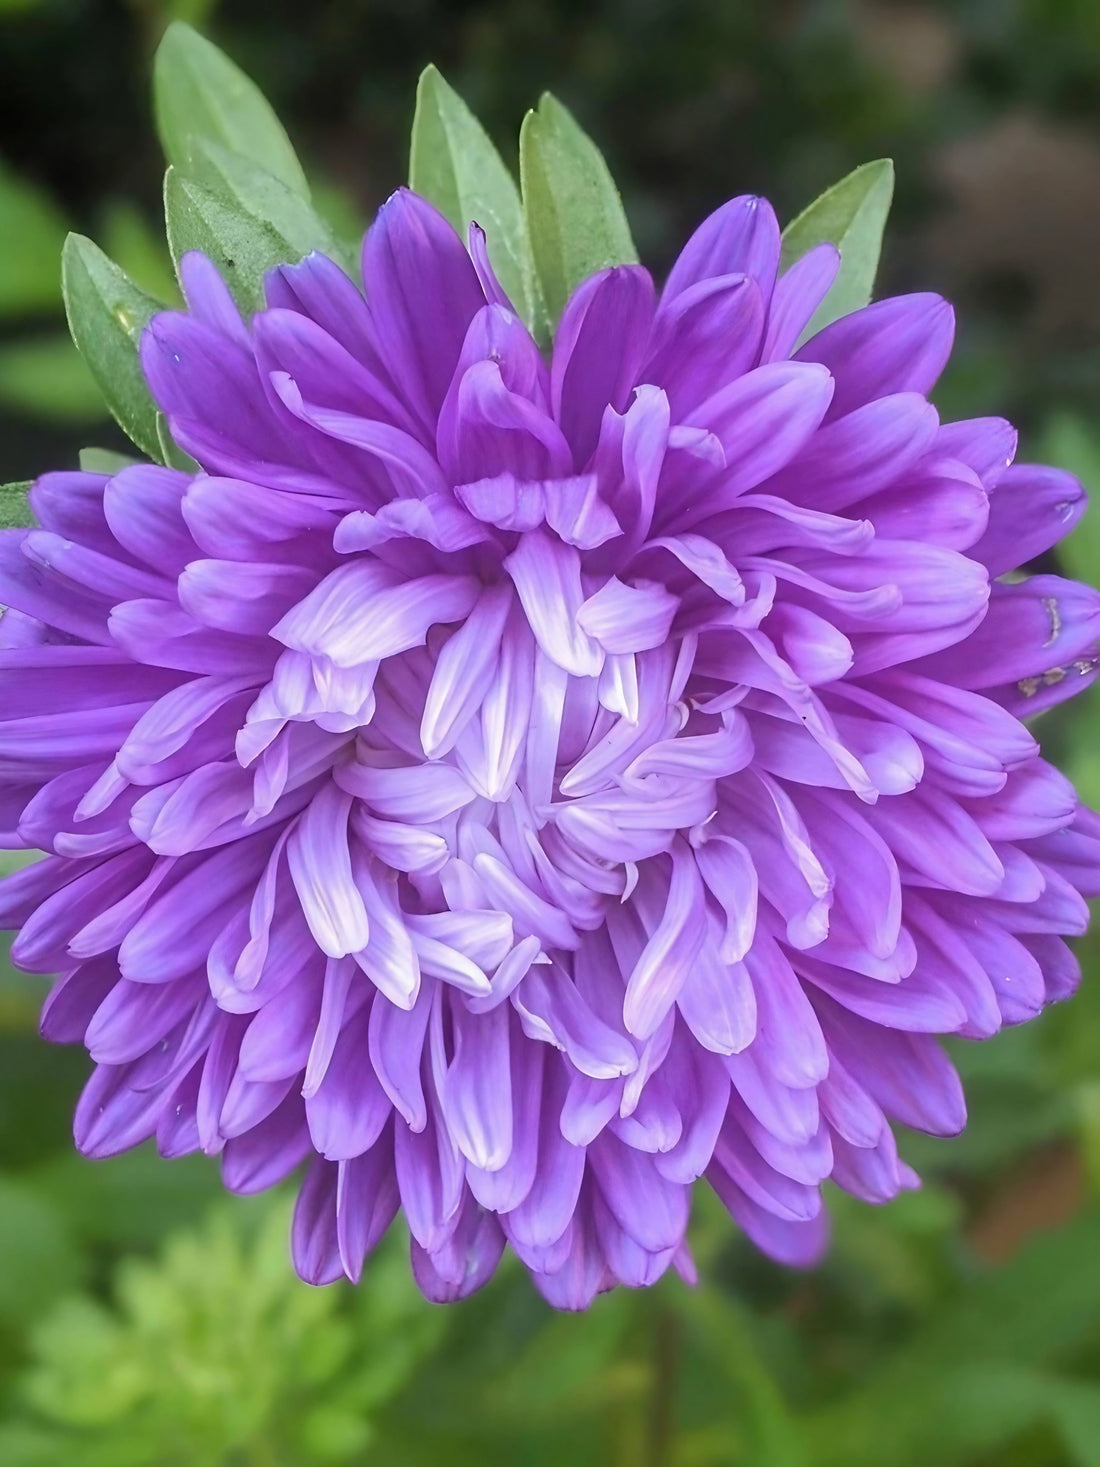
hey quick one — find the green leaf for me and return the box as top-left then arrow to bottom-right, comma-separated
519,93 -> 637,335
804,1210 -> 1100,1467
1051,1378 -> 1100,1467
78,448 -> 139,474
156,411 -> 199,473
98,198 -> 181,304
153,21 -> 308,199
164,152 -> 335,314
780,159 -> 895,342
0,335 -> 106,423
61,234 -> 165,459
679,1288 -> 808,1467
0,480 -> 33,529
190,138 -> 338,256
410,64 -> 542,332
0,160 -> 68,317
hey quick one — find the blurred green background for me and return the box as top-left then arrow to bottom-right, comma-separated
3,1 -> 1100,1463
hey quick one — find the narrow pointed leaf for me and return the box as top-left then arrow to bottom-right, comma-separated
410,64 -> 541,332
78,448 -> 139,474
781,159 -> 895,342
519,93 -> 637,334
61,234 -> 165,460
188,140 -> 336,259
164,156 -> 334,315
157,411 -> 200,474
153,21 -> 309,199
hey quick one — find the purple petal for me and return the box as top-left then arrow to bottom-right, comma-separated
362,189 -> 486,433
551,265 -> 656,467
797,293 -> 955,420
970,464 -> 1086,578
662,195 -> 781,305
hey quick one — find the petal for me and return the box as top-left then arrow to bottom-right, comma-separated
272,559 -> 480,667
179,251 -> 248,344
265,251 -> 382,375
221,1091 -> 312,1193
576,577 -> 679,655
760,242 -> 841,362
291,1158 -> 345,1285
796,293 -> 955,420
103,465 -> 196,573
645,273 -> 765,416
970,464 -> 1086,578
551,265 -> 657,467
624,851 -> 709,1038
411,1192 -> 505,1301
514,963 -> 637,1079
679,362 -> 835,519
662,195 -> 781,304
589,1133 -> 690,1252
253,306 -> 414,431
178,558 -> 316,635
286,783 -> 369,958
765,392 -> 940,512
933,416 -> 1017,488
693,836 -> 759,963
306,1006 -> 392,1160
923,575 -> 1100,690
336,760 -> 475,823
362,188 -> 486,432
504,531 -> 603,677
336,1130 -> 400,1282
440,1001 -> 513,1171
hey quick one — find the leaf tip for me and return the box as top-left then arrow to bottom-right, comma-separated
417,61 -> 445,92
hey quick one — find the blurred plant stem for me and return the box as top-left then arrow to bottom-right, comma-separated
646,1301 -> 681,1467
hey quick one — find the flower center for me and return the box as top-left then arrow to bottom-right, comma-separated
241,544 -> 743,955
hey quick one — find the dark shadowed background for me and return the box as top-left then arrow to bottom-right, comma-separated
2,3 -> 1100,1464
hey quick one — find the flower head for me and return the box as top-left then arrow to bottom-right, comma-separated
2,187 -> 1098,1306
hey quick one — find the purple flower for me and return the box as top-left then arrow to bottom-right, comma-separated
2,188 -> 1099,1308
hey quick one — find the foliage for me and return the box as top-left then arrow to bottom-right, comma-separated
778,159 -> 894,342
411,65 -> 543,337
1,1199 -> 443,1466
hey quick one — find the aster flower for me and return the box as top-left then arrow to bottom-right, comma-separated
2,179 -> 1099,1309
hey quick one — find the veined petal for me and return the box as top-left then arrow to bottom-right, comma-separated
551,265 -> 657,467
577,577 -> 679,655
504,531 -> 604,677
678,362 -> 835,519
361,188 -> 486,432
662,194 -> 781,305
797,293 -> 955,420
272,561 -> 479,666
286,783 -> 369,958
624,848 -> 708,1038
